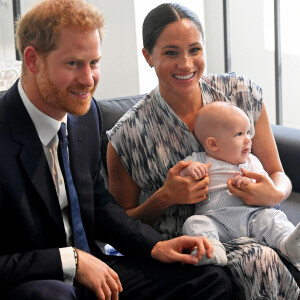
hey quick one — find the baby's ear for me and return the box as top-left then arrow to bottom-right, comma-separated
206,137 -> 218,151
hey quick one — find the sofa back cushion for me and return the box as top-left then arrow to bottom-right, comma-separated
97,94 -> 145,173
271,124 -> 300,193
97,94 -> 300,193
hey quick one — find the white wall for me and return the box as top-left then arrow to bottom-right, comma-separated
228,0 -> 276,124
0,0 -> 33,58
0,0 -> 15,60
203,0 -> 276,125
215,0 -> 300,128
203,0 -> 225,74
1,0 -> 299,128
88,0 -> 140,99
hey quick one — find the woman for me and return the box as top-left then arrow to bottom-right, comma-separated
107,3 -> 300,299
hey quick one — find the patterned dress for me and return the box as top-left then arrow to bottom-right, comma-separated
108,73 -> 300,299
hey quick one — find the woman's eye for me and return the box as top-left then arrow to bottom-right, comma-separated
190,47 -> 201,54
69,61 -> 77,66
165,51 -> 177,56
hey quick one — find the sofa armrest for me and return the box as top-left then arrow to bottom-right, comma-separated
271,124 -> 300,193
0,90 -> 7,97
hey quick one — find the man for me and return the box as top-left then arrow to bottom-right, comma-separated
0,0 -> 232,299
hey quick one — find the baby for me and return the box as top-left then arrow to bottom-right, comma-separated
181,101 -> 300,270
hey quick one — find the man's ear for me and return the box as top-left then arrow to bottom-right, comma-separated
206,137 -> 218,151
23,46 -> 40,73
142,48 -> 153,68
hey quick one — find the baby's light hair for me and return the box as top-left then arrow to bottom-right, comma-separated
194,101 -> 248,147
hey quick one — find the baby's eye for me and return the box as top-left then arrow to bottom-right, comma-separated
236,132 -> 242,136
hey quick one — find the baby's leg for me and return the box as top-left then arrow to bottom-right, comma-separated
182,215 -> 227,266
284,222 -> 300,270
250,208 -> 300,270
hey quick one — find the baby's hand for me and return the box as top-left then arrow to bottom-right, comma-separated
180,162 -> 211,181
232,171 -> 252,188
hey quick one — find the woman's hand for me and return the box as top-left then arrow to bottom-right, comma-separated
158,161 -> 209,208
231,171 -> 252,188
249,103 -> 292,205
228,168 -> 285,207
107,143 -> 209,225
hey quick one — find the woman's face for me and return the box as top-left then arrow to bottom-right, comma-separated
143,19 -> 205,101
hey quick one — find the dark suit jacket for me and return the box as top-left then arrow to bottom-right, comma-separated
0,80 -> 162,293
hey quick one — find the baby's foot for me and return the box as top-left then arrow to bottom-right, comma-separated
192,239 -> 227,266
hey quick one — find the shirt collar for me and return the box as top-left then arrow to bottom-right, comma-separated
18,79 -> 68,146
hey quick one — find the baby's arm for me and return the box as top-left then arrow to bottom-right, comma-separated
180,162 -> 210,181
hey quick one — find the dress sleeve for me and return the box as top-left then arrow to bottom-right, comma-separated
107,116 -> 134,177
245,154 -> 270,178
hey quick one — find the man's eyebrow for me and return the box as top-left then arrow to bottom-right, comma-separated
63,56 -> 102,61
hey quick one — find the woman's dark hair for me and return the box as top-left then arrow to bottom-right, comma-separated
142,3 -> 204,54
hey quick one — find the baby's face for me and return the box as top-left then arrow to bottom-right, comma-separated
216,112 -> 251,165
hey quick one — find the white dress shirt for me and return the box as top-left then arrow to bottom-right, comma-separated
18,80 -> 76,284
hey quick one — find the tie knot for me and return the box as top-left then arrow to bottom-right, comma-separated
58,122 -> 67,141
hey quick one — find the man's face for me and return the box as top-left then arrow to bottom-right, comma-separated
36,26 -> 101,120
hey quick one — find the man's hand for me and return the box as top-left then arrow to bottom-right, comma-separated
75,249 -> 123,300
151,236 -> 213,265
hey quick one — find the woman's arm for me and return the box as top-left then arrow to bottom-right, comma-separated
228,103 -> 292,206
107,142 -> 209,225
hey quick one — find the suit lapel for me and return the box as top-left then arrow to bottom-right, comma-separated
7,83 -> 65,232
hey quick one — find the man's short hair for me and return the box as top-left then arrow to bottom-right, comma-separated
16,0 -> 104,59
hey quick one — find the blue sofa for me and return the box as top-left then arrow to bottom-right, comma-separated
98,94 -> 300,225
98,94 -> 300,282
1,86 -> 299,281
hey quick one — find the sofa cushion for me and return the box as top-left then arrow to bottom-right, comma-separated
98,96 -> 300,193
98,94 -> 145,173
279,192 -> 300,225
97,94 -> 299,280
97,95 -> 300,227
271,124 -> 300,193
